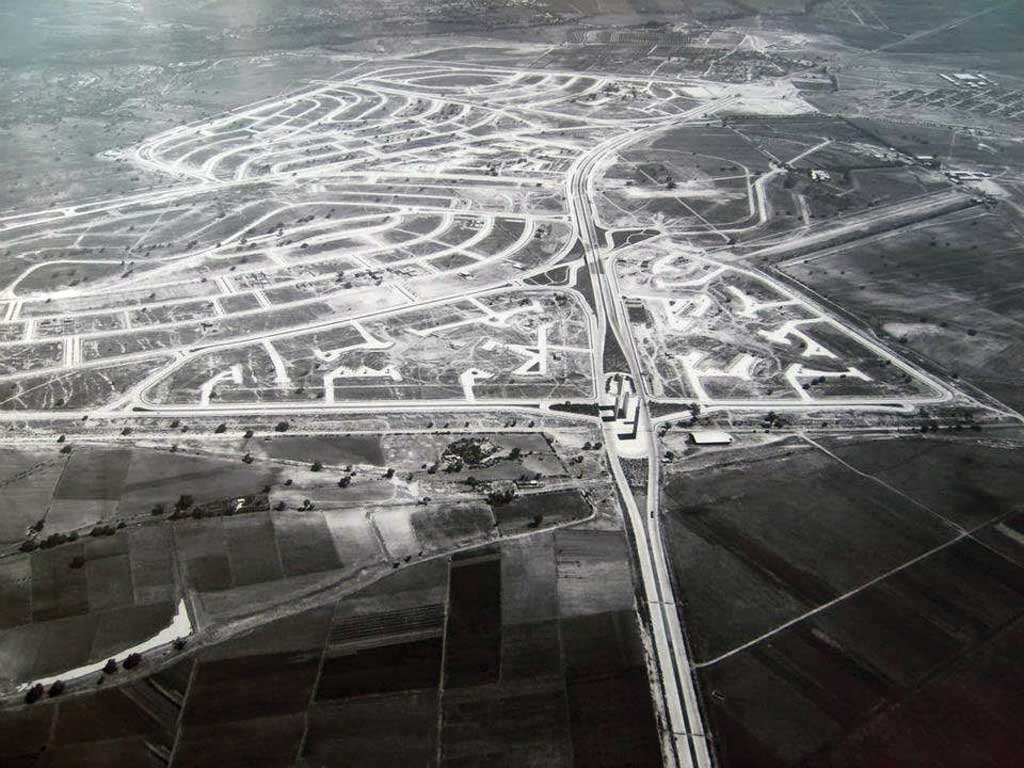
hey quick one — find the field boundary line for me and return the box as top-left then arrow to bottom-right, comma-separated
293,599 -> 341,763
801,433 -> 964,533
693,507 -> 1019,670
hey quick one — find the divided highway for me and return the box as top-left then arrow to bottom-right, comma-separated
567,131 -> 713,768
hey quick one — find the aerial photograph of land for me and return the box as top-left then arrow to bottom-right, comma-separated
0,1 -> 1022,766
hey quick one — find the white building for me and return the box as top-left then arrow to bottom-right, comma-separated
689,430 -> 733,446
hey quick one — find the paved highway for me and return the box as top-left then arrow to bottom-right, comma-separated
568,128 -> 713,768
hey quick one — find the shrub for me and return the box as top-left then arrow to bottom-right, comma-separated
122,653 -> 142,670
24,684 -> 45,704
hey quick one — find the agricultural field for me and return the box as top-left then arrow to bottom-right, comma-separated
0,483 -> 656,768
0,424 -> 614,698
662,433 -> 1024,767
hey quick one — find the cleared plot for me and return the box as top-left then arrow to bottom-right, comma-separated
34,313 -> 125,338
129,300 -> 218,327
0,323 -> 24,342
83,302 -> 336,363
14,262 -> 126,296
146,289 -> 592,405
219,292 -> 262,313
0,356 -> 171,411
618,244 -> 936,403
778,206 -> 1024,410
20,280 -> 222,318
0,342 -> 64,376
